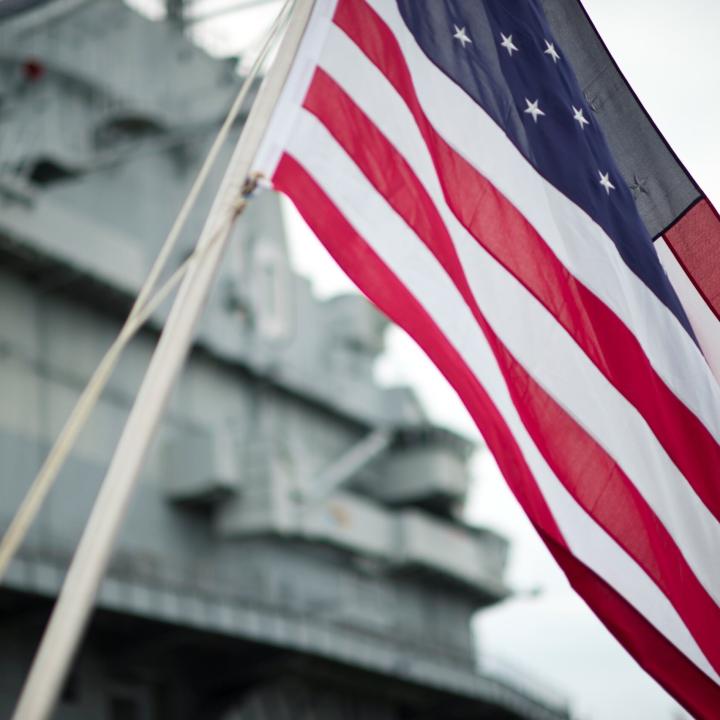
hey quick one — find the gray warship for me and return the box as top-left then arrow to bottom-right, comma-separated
0,1 -> 571,718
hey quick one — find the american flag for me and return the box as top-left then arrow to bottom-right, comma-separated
251,1 -> 720,715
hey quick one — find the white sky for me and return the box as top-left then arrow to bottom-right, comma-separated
133,2 -> 720,718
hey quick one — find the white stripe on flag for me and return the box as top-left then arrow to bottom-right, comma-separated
253,0 -> 340,183
656,236 -> 720,383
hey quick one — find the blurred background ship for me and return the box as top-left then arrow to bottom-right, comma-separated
0,1 -> 571,718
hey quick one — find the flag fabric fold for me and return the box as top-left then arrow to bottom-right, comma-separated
251,1 -> 720,715
540,0 -> 720,380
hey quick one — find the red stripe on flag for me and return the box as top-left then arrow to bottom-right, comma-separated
332,0 -> 720,534
544,534 -> 720,720
664,198 -> 720,322
272,152 -> 565,548
298,69 -> 720,673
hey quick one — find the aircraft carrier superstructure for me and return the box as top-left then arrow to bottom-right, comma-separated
0,1 -> 570,718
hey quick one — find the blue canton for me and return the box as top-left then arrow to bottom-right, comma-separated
395,0 -> 693,336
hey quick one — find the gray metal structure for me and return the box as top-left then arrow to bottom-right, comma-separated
0,2 -> 571,718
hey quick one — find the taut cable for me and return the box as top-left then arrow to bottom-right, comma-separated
0,0 -> 291,584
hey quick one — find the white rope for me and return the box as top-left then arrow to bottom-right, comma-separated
11,2 -> 311,716
0,209 -> 241,582
0,0 -> 292,583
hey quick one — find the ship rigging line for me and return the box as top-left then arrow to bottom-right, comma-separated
0,0 -> 293,585
12,0 -> 313,714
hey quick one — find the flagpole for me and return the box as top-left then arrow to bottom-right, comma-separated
10,2 -> 315,718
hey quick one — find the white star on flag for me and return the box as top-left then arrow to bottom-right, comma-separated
544,39 -> 561,63
572,105 -> 590,129
524,98 -> 545,123
453,25 -> 472,48
599,170 -> 615,194
500,33 -> 518,56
